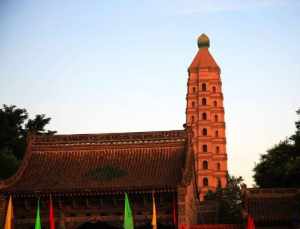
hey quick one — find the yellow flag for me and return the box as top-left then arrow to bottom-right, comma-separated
4,195 -> 14,229
151,193 -> 157,229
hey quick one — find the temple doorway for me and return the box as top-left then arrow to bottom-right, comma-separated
77,221 -> 120,229
77,222 -> 175,229
135,223 -> 175,229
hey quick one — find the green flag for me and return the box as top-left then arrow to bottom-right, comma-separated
35,199 -> 42,229
123,193 -> 134,229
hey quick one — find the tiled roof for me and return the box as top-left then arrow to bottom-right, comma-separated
247,197 -> 295,223
188,48 -> 220,73
0,130 -> 188,195
245,188 -> 300,224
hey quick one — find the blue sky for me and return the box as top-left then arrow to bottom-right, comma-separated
1,0 -> 299,186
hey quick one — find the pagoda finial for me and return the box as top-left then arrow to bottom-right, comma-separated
197,33 -> 210,49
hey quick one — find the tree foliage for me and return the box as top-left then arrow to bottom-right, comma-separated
253,109 -> 300,188
205,174 -> 244,223
0,105 -> 56,179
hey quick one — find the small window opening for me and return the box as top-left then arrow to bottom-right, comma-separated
203,178 -> 209,186
215,130 -> 219,137
203,161 -> 208,170
214,115 -> 218,122
217,178 -> 221,187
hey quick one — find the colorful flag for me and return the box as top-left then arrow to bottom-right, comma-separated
123,193 -> 134,229
35,199 -> 42,229
49,195 -> 55,229
247,214 -> 255,229
151,193 -> 157,229
4,195 -> 14,229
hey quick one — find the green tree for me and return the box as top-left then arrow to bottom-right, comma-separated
26,114 -> 56,135
0,105 -> 56,179
205,174 -> 244,223
0,148 -> 20,180
253,109 -> 300,188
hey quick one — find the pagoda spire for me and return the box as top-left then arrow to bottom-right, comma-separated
197,33 -> 210,48
189,34 -> 220,73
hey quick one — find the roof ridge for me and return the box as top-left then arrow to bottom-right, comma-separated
30,129 -> 187,149
38,129 -> 185,137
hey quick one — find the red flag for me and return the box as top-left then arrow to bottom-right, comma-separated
49,195 -> 55,229
180,224 -> 186,229
247,214 -> 255,229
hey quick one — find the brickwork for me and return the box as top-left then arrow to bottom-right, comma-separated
177,182 -> 198,226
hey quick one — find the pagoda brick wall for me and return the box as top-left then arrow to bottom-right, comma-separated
186,35 -> 228,200
177,182 -> 198,227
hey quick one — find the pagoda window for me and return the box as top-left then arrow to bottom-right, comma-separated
192,87 -> 196,93
203,161 -> 208,170
192,101 -> 195,108
212,86 -> 216,93
202,128 -> 208,136
215,130 -> 219,137
213,101 -> 217,107
202,83 -> 207,91
202,113 -> 207,120
217,162 -> 221,171
216,146 -> 220,154
203,177 -> 209,186
202,98 -> 207,106
203,144 -> 208,152
214,115 -> 218,122
217,178 -> 222,187
191,115 -> 195,123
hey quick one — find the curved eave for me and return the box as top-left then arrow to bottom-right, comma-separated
0,135 -> 34,190
179,128 -> 195,186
